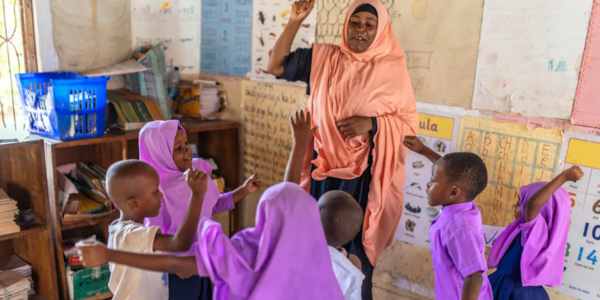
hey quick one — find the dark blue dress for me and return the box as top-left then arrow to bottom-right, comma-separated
488,234 -> 550,300
279,47 -> 377,300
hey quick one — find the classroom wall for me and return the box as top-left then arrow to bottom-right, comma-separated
34,1 -> 594,299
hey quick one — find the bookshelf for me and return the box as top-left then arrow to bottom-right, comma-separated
43,120 -> 240,300
0,140 -> 60,300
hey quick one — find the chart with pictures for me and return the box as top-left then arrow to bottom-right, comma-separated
395,109 -> 460,249
251,0 -> 317,84
553,133 -> 600,299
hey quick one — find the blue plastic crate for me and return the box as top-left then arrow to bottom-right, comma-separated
15,72 -> 109,141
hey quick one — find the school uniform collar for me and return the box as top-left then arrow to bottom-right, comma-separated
440,201 -> 475,216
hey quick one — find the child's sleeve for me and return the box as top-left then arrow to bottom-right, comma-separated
213,192 -> 235,213
446,229 -> 488,277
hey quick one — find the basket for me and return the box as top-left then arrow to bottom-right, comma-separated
15,72 -> 109,141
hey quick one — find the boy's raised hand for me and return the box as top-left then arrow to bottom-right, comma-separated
290,110 -> 318,148
403,136 -> 426,154
563,165 -> 584,182
185,169 -> 209,196
76,240 -> 110,268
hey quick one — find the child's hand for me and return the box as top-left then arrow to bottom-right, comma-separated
290,110 -> 318,148
76,240 -> 109,268
403,136 -> 427,154
243,174 -> 262,194
562,165 -> 584,182
185,169 -> 209,196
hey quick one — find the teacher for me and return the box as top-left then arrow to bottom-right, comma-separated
268,0 -> 418,299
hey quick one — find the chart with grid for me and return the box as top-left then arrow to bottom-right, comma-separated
458,127 -> 560,227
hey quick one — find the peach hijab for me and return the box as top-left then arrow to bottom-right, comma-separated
300,0 -> 418,266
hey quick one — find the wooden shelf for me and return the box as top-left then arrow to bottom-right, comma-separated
40,120 -> 239,149
0,224 -> 45,242
29,295 -> 50,300
61,210 -> 119,231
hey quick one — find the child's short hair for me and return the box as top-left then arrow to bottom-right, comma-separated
318,191 -> 363,249
442,152 -> 488,200
106,159 -> 157,206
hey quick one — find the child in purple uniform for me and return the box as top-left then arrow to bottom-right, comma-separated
404,136 -> 492,300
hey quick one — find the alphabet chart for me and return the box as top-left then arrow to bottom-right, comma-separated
456,116 -> 563,228
553,132 -> 600,299
201,0 -> 252,77
395,108 -> 460,249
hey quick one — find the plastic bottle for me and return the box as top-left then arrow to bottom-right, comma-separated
167,67 -> 181,115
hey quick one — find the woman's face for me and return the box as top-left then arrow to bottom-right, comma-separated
346,11 -> 378,53
173,129 -> 193,171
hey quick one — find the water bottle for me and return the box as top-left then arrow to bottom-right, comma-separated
167,67 -> 181,114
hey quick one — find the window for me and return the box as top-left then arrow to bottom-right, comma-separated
0,0 -> 36,140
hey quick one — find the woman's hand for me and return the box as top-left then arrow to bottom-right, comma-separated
337,116 -> 373,138
290,0 -> 315,23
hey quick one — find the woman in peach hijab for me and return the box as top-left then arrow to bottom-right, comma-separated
268,0 -> 418,298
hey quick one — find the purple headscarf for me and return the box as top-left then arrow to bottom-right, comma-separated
140,121 -> 234,254
194,183 -> 345,300
488,182 -> 570,287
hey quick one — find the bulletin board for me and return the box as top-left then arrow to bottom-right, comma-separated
553,132 -> 600,299
457,116 -> 563,227
240,81 -> 307,186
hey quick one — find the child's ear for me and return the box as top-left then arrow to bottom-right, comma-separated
126,198 -> 139,210
449,186 -> 460,198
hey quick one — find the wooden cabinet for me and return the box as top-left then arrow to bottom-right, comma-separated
0,140 -> 59,300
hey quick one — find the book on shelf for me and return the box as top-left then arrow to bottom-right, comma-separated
0,271 -> 30,300
0,189 -> 19,236
0,255 -> 34,294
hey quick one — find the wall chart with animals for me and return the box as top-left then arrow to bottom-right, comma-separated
395,108 -> 460,249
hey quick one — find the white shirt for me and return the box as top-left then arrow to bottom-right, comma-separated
328,246 -> 365,300
107,220 -> 169,300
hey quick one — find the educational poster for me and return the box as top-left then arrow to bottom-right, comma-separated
395,109 -> 461,249
473,0 -> 593,119
251,0 -> 317,84
571,0 -> 600,128
457,116 -> 563,228
241,81 -> 307,186
131,0 -> 201,74
316,0 -> 395,44
201,0 -> 252,77
391,0 -> 483,108
553,133 -> 600,299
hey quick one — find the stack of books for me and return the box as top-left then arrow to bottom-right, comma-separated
0,271 -> 30,300
58,163 -> 112,224
0,189 -> 19,236
0,255 -> 33,294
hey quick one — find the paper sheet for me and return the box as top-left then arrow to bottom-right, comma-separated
457,116 -> 563,227
251,0 -> 317,85
552,132 -> 600,299
473,0 -> 593,119
200,0 -> 252,77
395,109 -> 461,249
241,81 -> 307,186
391,0 -> 483,108
571,0 -> 600,128
131,0 -> 201,74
